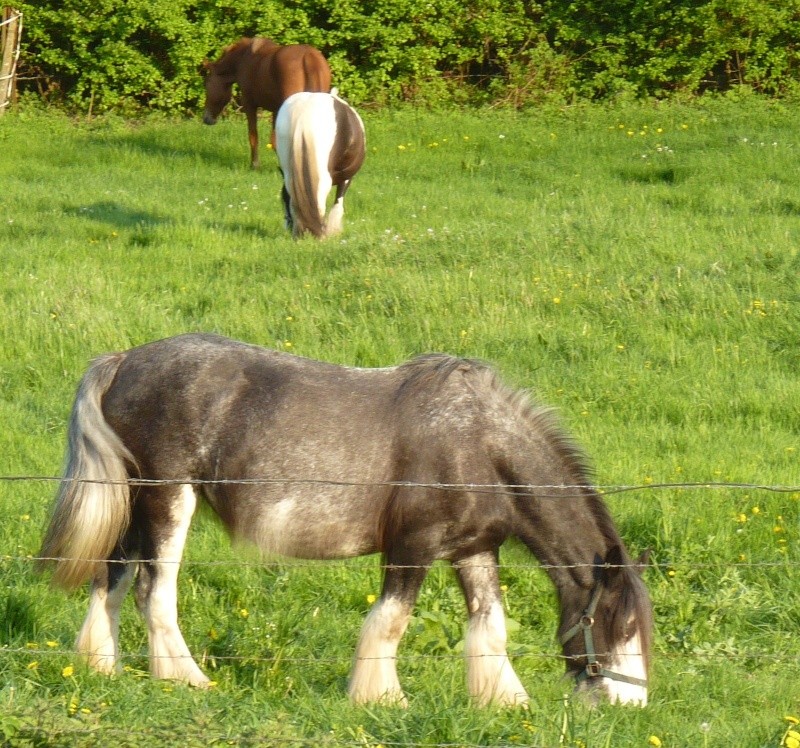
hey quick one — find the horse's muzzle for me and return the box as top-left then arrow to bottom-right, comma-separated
202,111 -> 217,126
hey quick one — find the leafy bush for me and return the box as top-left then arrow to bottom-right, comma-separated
15,0 -> 800,113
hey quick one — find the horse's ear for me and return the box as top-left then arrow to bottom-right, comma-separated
605,545 -> 625,568
201,59 -> 212,74
599,545 -> 625,584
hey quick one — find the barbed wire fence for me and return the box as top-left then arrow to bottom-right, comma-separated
2,474 -> 799,745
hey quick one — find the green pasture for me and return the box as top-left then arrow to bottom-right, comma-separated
1,94 -> 799,746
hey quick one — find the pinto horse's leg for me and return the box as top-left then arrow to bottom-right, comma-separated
75,556 -> 137,675
348,563 -> 427,706
455,551 -> 529,706
247,107 -> 260,169
325,180 -> 350,237
281,182 -> 293,232
133,484 -> 209,687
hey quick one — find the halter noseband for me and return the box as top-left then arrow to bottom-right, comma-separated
559,581 -> 648,689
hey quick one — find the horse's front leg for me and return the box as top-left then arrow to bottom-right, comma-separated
348,562 -> 427,706
247,108 -> 260,169
455,551 -> 529,706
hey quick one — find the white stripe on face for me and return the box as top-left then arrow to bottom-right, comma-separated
603,629 -> 648,706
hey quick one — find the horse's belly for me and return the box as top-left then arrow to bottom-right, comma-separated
231,488 -> 382,559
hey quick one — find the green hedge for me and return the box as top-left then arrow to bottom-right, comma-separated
16,0 -> 800,113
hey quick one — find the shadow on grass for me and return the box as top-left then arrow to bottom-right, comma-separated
63,201 -> 171,231
63,199 -> 286,244
94,118 -> 262,173
615,166 -> 685,185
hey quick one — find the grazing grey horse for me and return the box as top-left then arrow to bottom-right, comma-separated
39,333 -> 652,706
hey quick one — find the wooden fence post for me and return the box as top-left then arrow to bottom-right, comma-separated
0,7 -> 22,116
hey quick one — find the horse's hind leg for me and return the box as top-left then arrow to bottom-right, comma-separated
134,484 -> 209,687
455,551 -> 529,706
247,108 -> 260,169
348,563 -> 426,706
325,180 -> 350,236
75,555 -> 137,674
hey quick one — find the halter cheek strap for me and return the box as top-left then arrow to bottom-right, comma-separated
559,582 -> 648,690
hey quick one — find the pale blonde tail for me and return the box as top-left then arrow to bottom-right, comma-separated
39,353 -> 135,589
289,125 -> 326,237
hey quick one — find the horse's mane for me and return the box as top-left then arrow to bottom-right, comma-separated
212,37 -> 277,74
394,353 -> 621,547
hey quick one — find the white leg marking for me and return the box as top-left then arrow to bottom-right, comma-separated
604,630 -> 648,705
143,485 -> 209,687
76,563 -> 135,674
326,197 -> 344,236
348,596 -> 411,706
465,600 -> 529,706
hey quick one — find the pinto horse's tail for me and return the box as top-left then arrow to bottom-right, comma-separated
38,353 -> 135,590
276,92 -> 336,238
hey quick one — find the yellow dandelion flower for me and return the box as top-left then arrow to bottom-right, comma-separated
751,506 -> 760,515
62,664 -> 74,678
46,640 -> 59,648
785,716 -> 799,725
648,736 -> 662,748
366,594 -> 377,605
736,513 -> 747,523
553,297 -> 561,304
238,608 -> 249,619
27,661 -> 38,670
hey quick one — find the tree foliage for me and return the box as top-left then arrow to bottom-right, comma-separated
16,0 -> 800,113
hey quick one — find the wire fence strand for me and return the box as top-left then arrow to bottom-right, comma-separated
2,473 -> 799,500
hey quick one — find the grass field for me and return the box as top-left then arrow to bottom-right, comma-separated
1,93 -> 799,747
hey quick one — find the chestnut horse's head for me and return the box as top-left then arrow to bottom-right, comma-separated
201,58 -> 234,125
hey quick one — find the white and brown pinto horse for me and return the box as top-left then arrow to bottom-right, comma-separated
275,90 -> 366,238
39,334 -> 652,707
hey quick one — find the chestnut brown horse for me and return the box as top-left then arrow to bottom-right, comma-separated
202,37 -> 331,169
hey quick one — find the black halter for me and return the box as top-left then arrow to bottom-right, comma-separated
559,581 -> 648,689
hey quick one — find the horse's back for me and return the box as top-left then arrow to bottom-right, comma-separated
96,335 -> 523,558
329,95 -> 366,183
248,40 -> 331,112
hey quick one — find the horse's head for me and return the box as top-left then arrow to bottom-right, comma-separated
201,60 -> 234,125
560,546 -> 652,707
